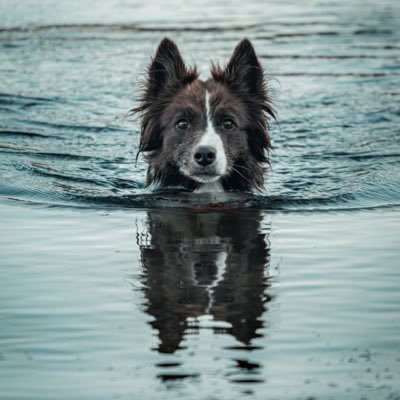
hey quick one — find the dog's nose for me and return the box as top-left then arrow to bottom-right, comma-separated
194,146 -> 216,166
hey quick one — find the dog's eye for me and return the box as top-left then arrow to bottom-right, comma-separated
176,119 -> 189,130
223,118 -> 234,130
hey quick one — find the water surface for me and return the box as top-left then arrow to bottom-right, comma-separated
0,0 -> 400,399
1,205 -> 399,399
1,0 -> 399,211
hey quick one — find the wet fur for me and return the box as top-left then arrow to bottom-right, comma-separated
132,37 -> 275,192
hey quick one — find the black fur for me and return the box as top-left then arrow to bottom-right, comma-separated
211,39 -> 276,164
132,37 -> 275,192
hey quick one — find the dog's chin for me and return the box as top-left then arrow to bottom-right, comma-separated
191,173 -> 221,183
180,165 -> 225,184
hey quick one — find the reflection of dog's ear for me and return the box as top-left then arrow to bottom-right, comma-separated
211,212 -> 271,344
211,242 -> 271,344
139,222 -> 209,354
140,245 -> 186,354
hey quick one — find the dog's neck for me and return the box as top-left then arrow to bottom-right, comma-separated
194,181 -> 224,193
147,163 -> 257,193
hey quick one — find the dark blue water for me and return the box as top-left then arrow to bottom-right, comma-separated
1,0 -> 399,211
1,1 -> 400,399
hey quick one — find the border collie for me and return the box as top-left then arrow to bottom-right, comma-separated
133,38 -> 275,193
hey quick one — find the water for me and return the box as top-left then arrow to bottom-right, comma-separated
1,0 -> 400,399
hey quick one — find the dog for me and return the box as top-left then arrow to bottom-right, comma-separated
133,38 -> 275,193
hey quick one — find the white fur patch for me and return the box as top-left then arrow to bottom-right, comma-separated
194,181 -> 224,193
196,91 -> 227,175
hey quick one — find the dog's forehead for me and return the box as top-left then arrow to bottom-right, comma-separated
162,79 -> 205,117
163,78 -> 243,119
170,78 -> 231,105
176,79 -> 205,105
204,79 -> 244,111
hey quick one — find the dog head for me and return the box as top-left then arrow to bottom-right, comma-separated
133,38 -> 275,192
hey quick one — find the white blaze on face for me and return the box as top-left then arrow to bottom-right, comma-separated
196,91 -> 227,176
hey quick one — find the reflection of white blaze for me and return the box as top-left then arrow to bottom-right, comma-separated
190,236 -> 228,314
205,251 -> 227,314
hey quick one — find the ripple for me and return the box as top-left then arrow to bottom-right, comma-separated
0,1 -> 399,213
0,130 -> 56,139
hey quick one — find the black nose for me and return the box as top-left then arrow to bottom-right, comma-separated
194,146 -> 216,166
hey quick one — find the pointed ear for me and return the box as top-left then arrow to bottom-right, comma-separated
132,38 -> 198,157
225,39 -> 263,92
146,38 -> 192,98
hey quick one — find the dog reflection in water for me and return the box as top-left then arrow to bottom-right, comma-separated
137,209 -> 272,354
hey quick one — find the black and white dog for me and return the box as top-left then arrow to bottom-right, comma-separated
133,38 -> 275,193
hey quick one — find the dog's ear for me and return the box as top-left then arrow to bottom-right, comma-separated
225,39 -> 263,92
146,38 -> 193,98
132,38 -> 198,156
211,39 -> 276,165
